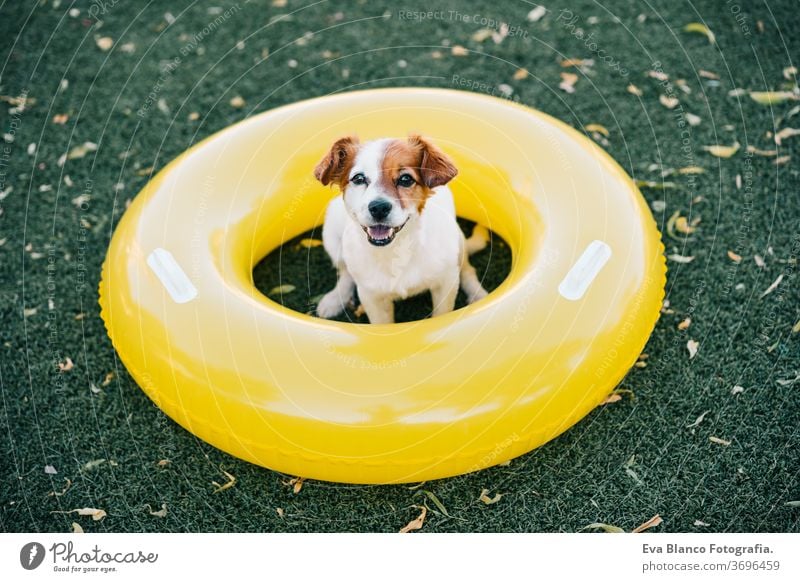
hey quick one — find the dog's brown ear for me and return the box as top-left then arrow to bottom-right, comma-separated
409,134 -> 458,188
314,135 -> 359,186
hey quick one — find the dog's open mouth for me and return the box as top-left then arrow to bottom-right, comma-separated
363,221 -> 407,246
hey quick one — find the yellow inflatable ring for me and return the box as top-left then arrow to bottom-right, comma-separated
99,88 -> 665,484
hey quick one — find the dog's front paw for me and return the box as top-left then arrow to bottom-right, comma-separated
466,287 -> 488,304
316,291 -> 346,319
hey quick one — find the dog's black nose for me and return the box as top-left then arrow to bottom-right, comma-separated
368,198 -> 393,221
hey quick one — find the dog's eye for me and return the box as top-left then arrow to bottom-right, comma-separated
350,173 -> 367,186
396,174 -> 415,188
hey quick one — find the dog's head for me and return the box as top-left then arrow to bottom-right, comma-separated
314,134 -> 457,246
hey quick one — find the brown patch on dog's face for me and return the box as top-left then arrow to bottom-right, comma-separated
379,136 -> 458,212
314,136 -> 359,188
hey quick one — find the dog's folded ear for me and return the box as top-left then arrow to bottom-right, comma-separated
408,134 -> 458,188
314,135 -> 359,186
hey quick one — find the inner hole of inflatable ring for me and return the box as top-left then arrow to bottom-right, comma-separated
253,219 -> 511,324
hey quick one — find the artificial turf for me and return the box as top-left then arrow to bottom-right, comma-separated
1,0 -> 798,533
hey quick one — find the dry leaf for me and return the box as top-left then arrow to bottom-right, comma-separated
559,72 -> 578,93
399,505 -> 427,533
298,238 -> 323,248
212,470 -> 236,493
290,476 -> 305,494
229,96 -> 245,108
585,123 -> 610,137
513,68 -> 529,80
96,37 -> 114,51
760,274 -> 783,298
157,459 -> 171,467
627,84 -> 643,96
667,254 -> 694,263
59,141 -> 98,166
600,393 -> 622,405
648,69 -> 668,81
685,113 -> 702,126
686,410 -> 709,428
683,23 -> 715,43
727,250 -> 742,263
747,145 -> 778,156
775,127 -> 800,145
583,522 -> 625,533
660,95 -> 679,109
784,66 -> 798,80
44,465 -> 58,475
694,519 -> 710,527
72,522 -> 84,533
268,284 -> 296,295
147,503 -> 168,518
678,165 -> 704,174
749,91 -> 797,105
731,385 -> 745,396
709,436 -> 731,446
699,70 -> 719,79
527,6 -> 547,22
53,114 -> 69,125
678,317 -> 692,330
687,339 -> 699,359
276,507 -> 285,518
754,254 -> 766,268
478,488 -> 503,505
773,155 -> 791,165
792,319 -> 800,333
703,142 -> 740,158
188,111 -> 200,121
632,514 -> 663,533
53,508 -> 107,521
101,371 -> 114,386
675,216 -> 696,234
451,45 -> 468,56
470,28 -> 493,42
58,357 -> 74,372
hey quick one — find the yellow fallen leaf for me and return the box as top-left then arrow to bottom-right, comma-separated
749,91 -> 798,105
212,470 -> 236,493
585,123 -> 610,137
632,514 -> 663,533
58,357 -> 74,372
687,339 -> 699,359
775,127 -> 800,145
600,393 -> 622,405
678,317 -> 691,330
582,522 -> 625,533
746,145 -> 778,156
471,28 -> 493,42
298,238 -> 323,248
683,23 -> 715,44
703,142 -> 740,158
268,284 -> 296,295
96,36 -> 114,51
760,274 -> 783,298
147,503 -> 168,518
513,68 -> 529,80
678,166 -> 705,174
709,436 -> 731,446
627,84 -> 643,96
451,45 -> 468,56
399,505 -> 427,533
229,96 -> 246,108
53,113 -> 69,124
660,95 -> 679,109
478,488 -> 503,504
727,250 -> 742,263
792,319 -> 800,333
675,216 -> 696,234
101,371 -> 115,386
559,72 -> 578,93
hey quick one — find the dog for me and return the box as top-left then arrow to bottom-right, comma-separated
313,134 -> 488,324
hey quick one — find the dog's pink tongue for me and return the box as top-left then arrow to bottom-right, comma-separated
368,225 -> 393,240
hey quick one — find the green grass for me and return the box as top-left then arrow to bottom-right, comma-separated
1,0 -> 798,533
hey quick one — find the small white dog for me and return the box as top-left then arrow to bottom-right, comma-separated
314,134 -> 488,324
